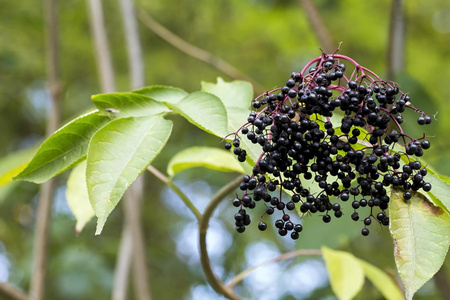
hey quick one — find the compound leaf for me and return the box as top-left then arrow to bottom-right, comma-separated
167,146 -> 245,177
390,188 -> 450,300
15,111 -> 110,184
87,115 -> 172,234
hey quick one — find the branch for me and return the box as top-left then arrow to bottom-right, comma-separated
198,176 -> 241,300
137,10 -> 265,94
86,0 -> 116,92
0,282 -> 28,300
147,165 -> 201,221
30,0 -> 63,299
386,0 -> 405,80
298,0 -> 335,52
228,249 -> 322,288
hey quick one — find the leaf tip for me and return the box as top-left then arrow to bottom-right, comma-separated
95,218 -> 106,235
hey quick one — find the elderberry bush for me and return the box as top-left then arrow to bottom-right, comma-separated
225,52 -> 433,240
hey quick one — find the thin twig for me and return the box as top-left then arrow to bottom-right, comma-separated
386,0 -> 405,81
30,0 -> 63,299
0,282 -> 28,300
298,0 -> 335,52
119,0 -> 152,299
137,10 -> 265,94
147,165 -> 201,221
198,176 -> 241,300
87,0 -> 116,93
228,249 -> 322,288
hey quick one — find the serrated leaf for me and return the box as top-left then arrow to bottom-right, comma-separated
66,160 -> 94,234
171,91 -> 228,138
389,188 -> 450,300
321,246 -> 365,300
167,146 -> 245,177
87,115 -> 172,234
15,111 -> 110,184
133,85 -> 188,104
201,77 -> 253,110
357,259 -> 404,300
92,92 -> 169,118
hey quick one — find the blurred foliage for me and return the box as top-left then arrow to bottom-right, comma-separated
0,0 -> 449,299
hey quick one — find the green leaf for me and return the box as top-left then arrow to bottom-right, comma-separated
0,146 -> 37,187
389,188 -> 450,300
167,146 -> 246,177
133,85 -> 188,104
66,160 -> 95,234
422,166 -> 450,213
171,92 -> 228,138
15,111 -> 110,184
92,92 -> 169,118
86,115 -> 173,234
201,77 -> 253,110
357,259 -> 404,300
321,246 -> 365,300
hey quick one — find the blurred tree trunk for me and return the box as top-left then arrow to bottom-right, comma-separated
87,0 -> 151,299
298,0 -> 334,53
118,0 -> 152,298
30,0 -> 63,299
387,0 -> 405,80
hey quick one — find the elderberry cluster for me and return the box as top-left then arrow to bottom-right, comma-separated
225,52 -> 433,239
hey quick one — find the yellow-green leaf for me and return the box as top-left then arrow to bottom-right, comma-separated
167,146 -> 245,177
0,146 -> 37,187
390,188 -> 450,300
357,259 -> 404,300
321,246 -> 365,300
66,160 -> 94,234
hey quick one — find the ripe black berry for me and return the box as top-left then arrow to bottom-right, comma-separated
227,51 -> 432,240
403,191 -> 412,200
258,222 -> 267,231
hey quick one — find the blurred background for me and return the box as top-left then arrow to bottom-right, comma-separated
0,0 -> 449,299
